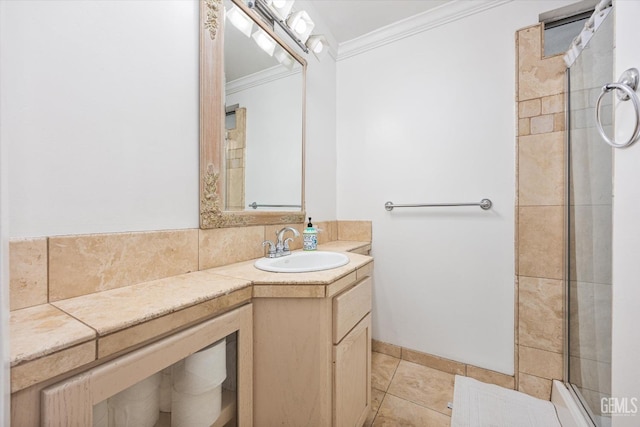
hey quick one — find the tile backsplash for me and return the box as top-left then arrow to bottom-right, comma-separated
9,238 -> 48,311
48,230 -> 199,301
9,220 -> 372,305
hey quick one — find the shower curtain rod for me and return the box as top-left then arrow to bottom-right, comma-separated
564,0 -> 612,67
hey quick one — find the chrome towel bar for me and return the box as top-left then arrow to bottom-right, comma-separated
248,202 -> 302,209
384,199 -> 493,211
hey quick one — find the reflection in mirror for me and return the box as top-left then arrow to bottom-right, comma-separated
223,0 -> 303,212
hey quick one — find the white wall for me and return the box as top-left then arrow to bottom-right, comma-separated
0,1 -> 10,413
612,1 -> 640,425
305,54 -> 338,221
297,0 -> 338,222
0,139 -> 8,425
1,0 -> 337,239
2,0 -> 201,238
336,1 -> 571,374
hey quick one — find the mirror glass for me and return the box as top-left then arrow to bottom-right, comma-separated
223,0 -> 304,212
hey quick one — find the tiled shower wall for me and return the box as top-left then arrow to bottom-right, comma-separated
226,107 -> 247,211
515,24 -> 567,399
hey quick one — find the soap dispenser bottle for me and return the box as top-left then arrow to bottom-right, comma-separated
303,217 -> 318,251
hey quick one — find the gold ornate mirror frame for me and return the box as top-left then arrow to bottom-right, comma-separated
199,0 -> 307,229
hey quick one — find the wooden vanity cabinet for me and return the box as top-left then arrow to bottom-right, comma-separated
40,304 -> 253,427
253,276 -> 372,427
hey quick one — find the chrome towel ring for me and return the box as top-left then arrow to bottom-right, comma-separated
595,68 -> 640,148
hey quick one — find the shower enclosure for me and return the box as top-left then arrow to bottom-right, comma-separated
566,5 -> 613,427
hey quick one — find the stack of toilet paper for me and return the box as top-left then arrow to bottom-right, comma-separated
171,338 -> 226,427
107,372 -> 161,427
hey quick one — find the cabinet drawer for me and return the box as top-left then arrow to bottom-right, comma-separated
333,277 -> 372,344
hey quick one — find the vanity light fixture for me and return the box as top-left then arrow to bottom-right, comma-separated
305,34 -> 327,59
274,46 -> 296,70
264,0 -> 295,21
286,10 -> 314,43
226,4 -> 254,37
252,27 -> 277,56
248,0 -> 328,59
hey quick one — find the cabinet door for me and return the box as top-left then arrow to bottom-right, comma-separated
333,313 -> 371,427
41,304 -> 253,427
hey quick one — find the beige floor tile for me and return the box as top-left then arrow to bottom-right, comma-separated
372,352 -> 400,392
365,388 -> 385,427
387,360 -> 455,416
373,394 -> 451,427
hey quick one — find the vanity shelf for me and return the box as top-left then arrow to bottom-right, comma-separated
40,305 -> 252,427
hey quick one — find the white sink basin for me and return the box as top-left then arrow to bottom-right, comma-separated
254,251 -> 350,273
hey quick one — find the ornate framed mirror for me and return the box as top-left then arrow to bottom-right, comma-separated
199,0 -> 306,229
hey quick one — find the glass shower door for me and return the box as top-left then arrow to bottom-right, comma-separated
567,8 -> 613,427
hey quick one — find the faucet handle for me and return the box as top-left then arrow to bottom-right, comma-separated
283,237 -> 294,252
262,240 -> 276,258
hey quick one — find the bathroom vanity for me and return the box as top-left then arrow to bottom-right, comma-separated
9,239 -> 372,426
253,276 -> 372,426
210,245 -> 373,426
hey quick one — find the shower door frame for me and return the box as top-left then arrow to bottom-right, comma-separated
563,8 -> 614,422
564,69 -> 598,427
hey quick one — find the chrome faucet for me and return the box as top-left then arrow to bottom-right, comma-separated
276,226 -> 300,256
262,226 -> 300,258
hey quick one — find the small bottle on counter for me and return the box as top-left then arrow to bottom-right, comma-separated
303,217 -> 318,251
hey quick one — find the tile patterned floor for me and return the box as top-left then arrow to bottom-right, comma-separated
366,351 -> 454,426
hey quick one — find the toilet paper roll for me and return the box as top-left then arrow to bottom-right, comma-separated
171,384 -> 222,427
93,400 -> 108,427
108,373 -> 161,427
159,367 -> 172,413
173,339 -> 226,394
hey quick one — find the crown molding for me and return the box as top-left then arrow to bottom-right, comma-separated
226,64 -> 302,95
337,0 -> 512,61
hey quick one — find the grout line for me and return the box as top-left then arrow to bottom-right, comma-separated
370,391 -> 388,426
384,388 -> 453,418
385,357 -> 402,393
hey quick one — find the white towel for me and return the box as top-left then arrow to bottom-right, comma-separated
451,375 -> 561,427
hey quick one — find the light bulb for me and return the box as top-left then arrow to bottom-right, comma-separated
252,29 -> 276,56
294,19 -> 307,34
312,40 -> 323,53
226,6 -> 253,37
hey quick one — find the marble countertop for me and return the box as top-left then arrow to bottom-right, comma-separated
9,240 -> 372,392
51,270 -> 250,336
10,304 -> 96,367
